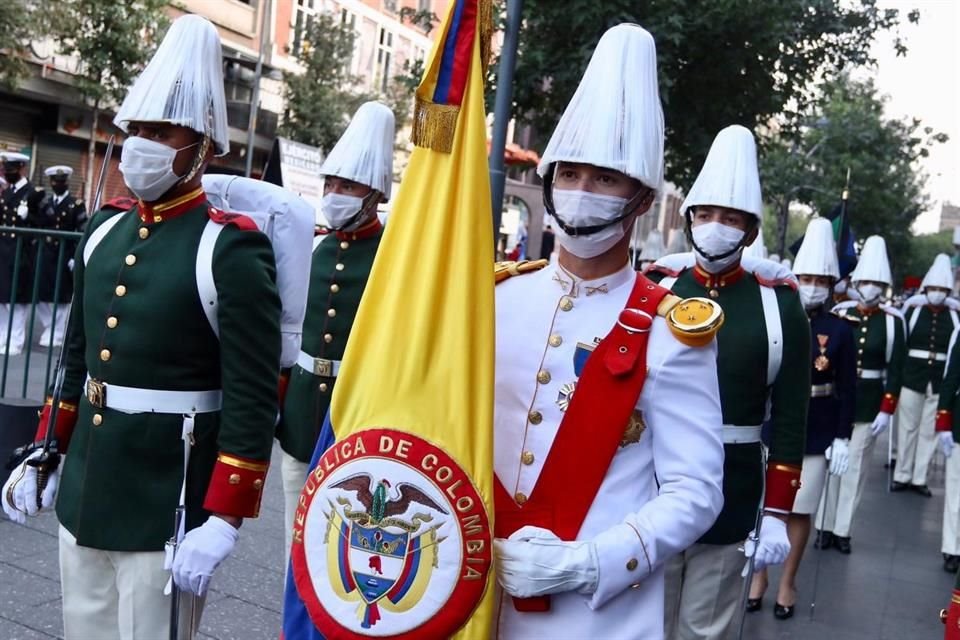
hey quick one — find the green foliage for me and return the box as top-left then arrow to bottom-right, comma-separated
398,7 -> 439,35
900,231 -> 953,281
498,0 -> 913,187
761,75 -> 947,280
51,0 -> 168,107
0,0 -> 44,89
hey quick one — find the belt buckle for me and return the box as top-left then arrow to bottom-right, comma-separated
314,358 -> 333,377
86,379 -> 106,409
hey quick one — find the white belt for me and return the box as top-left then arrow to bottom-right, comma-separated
810,383 -> 834,398
85,377 -> 222,414
722,425 -> 762,444
858,368 -> 884,380
296,350 -> 341,378
908,349 -> 948,362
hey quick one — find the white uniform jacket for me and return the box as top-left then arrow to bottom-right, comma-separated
493,262 -> 725,640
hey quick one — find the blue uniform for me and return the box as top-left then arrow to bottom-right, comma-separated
805,308 -> 857,454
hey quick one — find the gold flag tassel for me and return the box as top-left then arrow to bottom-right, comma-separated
479,0 -> 493,76
412,95 -> 460,153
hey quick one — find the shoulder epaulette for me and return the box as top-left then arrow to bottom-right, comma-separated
34,186 -> 43,192
754,273 -> 798,291
208,206 -> 258,231
831,310 -> 860,325
494,259 -> 548,284
646,264 -> 684,278
660,294 -> 724,347
102,196 -> 136,212
316,226 -> 332,236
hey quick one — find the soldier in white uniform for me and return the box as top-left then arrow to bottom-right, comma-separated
491,24 -> 726,640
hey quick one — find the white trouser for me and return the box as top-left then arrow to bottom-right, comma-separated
0,303 -> 27,353
817,421 -> 874,537
794,454 -> 827,515
894,385 -> 938,485
943,452 -> 960,555
36,302 -> 69,347
663,542 -> 746,640
59,525 -> 203,640
281,450 -> 310,569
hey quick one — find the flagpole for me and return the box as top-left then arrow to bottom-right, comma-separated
838,167 -> 850,262
489,0 -> 524,242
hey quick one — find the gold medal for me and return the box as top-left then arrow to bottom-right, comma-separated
815,334 -> 830,371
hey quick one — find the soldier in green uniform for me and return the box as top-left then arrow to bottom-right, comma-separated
650,125 -> 810,640
817,235 -> 905,554
892,253 -> 957,495
277,101 -> 395,560
933,300 -> 960,572
1,16 -> 281,639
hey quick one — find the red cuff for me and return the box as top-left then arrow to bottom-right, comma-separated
880,393 -> 898,414
278,371 -> 291,407
764,462 -> 802,512
937,410 -> 954,432
203,453 -> 269,518
944,590 -> 960,640
33,397 -> 79,452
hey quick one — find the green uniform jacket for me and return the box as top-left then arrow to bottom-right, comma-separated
935,328 -> 960,441
833,305 -> 905,422
649,265 -> 810,544
902,305 -> 957,394
54,193 -> 281,551
277,224 -> 383,462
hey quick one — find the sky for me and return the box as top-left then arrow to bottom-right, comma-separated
859,0 -> 960,234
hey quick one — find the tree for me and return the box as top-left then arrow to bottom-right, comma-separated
52,0 -> 168,202
0,1 -> 47,89
498,0 -> 917,187
901,230 -> 953,282
762,75 -> 947,280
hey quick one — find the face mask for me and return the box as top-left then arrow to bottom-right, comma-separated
119,137 -> 197,202
321,192 -> 366,230
855,283 -> 884,307
551,189 -> 629,259
834,280 -> 848,295
927,290 -> 948,306
798,284 -> 830,310
691,222 -> 746,273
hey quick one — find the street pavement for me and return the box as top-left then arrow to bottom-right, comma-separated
0,345 -> 954,638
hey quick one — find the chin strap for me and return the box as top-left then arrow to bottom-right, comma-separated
182,136 -> 212,185
685,209 -> 756,262
541,164 -> 650,236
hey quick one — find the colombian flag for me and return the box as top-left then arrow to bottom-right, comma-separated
281,1 -> 494,638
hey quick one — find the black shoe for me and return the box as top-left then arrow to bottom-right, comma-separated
944,554 -> 960,573
746,598 -> 762,613
890,480 -> 909,492
814,530 -> 835,550
834,536 -> 852,554
911,484 -> 933,497
773,603 -> 795,620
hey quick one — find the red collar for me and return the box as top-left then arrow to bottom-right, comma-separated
137,187 -> 206,224
692,263 -> 746,290
857,305 -> 880,316
336,218 -> 382,241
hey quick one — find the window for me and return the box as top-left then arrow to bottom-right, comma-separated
384,0 -> 398,12
418,0 -> 430,11
374,27 -> 394,92
291,0 -> 318,57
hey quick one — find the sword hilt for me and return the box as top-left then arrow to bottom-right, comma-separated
26,449 -> 61,511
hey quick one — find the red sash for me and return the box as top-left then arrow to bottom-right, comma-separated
494,273 -> 669,611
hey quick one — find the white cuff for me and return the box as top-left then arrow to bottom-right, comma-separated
587,522 -> 653,610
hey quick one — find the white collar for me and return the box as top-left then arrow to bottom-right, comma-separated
550,261 -> 635,298
12,177 -> 26,191
54,191 -> 68,204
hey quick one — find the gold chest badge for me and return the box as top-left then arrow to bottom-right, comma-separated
621,410 -> 646,447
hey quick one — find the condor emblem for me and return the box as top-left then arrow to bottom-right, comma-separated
291,429 -> 492,638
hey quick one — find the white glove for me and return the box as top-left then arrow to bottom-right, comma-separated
1,450 -> 59,524
494,525 -> 598,598
744,515 -> 790,572
16,201 -> 28,219
826,438 -> 850,475
870,411 -> 892,436
67,258 -> 75,272
171,516 -> 239,596
940,432 -> 955,458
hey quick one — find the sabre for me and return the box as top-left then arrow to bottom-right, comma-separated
736,446 -> 768,640
26,135 -> 116,507
809,457 -> 834,621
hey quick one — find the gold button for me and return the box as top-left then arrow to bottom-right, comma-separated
514,492 -> 528,505
252,479 -> 263,490
335,263 -> 345,271
559,297 -> 573,312
537,370 -> 551,385
330,283 -> 340,293
528,410 -> 542,425
328,309 -> 336,318
340,241 -> 349,250
859,337 -> 865,344
709,289 -> 719,299
106,316 -> 118,329
521,451 -> 534,465
125,254 -> 136,266
626,558 -> 639,571
92,414 -> 102,426
115,285 -> 126,297
153,215 -> 162,223
324,333 -> 333,343
138,227 -> 149,239
548,334 -> 562,347
319,383 -> 329,392
100,349 -> 111,362
790,478 -> 799,488
228,473 -> 241,485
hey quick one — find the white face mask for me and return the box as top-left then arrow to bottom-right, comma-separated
855,283 -> 884,307
322,192 -> 365,230
119,137 -> 196,202
691,222 -> 746,274
927,290 -> 948,306
552,189 -> 629,259
798,284 -> 830,310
